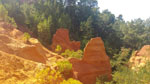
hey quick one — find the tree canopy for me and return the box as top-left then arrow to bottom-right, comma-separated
0,0 -> 150,57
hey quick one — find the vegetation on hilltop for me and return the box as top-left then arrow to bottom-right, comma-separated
1,0 -> 150,56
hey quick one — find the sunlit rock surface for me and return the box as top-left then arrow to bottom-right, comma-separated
0,23 -> 63,83
70,37 -> 112,84
50,28 -> 80,52
129,45 -> 150,69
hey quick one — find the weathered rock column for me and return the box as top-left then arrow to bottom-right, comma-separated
50,28 -> 80,52
70,37 -> 112,84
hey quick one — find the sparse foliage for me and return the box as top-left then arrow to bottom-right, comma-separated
111,47 -> 131,70
35,67 -> 63,84
61,49 -> 83,59
60,78 -> 83,84
105,62 -> 150,84
55,45 -> 62,54
56,60 -> 72,73
0,3 -> 17,27
23,32 -> 31,42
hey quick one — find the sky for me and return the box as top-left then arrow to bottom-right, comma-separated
98,0 -> 150,21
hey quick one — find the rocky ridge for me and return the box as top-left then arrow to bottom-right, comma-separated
0,23 -> 112,84
0,23 -> 63,83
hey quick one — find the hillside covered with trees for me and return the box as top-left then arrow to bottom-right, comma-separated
1,0 -> 150,54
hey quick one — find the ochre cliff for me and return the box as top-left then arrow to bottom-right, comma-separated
50,28 -> 80,52
69,37 -> 112,84
0,23 -> 63,83
0,22 -> 112,84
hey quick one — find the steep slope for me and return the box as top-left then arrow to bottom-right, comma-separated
0,50 -> 42,84
0,23 -> 112,84
0,23 -> 63,83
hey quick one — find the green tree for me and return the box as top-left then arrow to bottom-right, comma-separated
116,18 -> 150,49
1,0 -> 24,25
0,3 -> 17,27
37,16 -> 52,45
80,16 -> 94,48
58,13 -> 71,28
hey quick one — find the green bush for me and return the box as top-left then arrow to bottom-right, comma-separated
23,32 -> 31,42
56,60 -> 72,73
105,62 -> 150,84
111,47 -> 131,70
109,66 -> 138,84
96,75 -> 109,84
56,60 -> 72,79
60,78 -> 82,84
35,67 -> 63,84
54,45 -> 83,59
35,67 -> 82,84
55,45 -> 62,54
61,49 -> 83,59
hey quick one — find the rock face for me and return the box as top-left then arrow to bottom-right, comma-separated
69,37 -> 112,84
0,50 -> 43,84
0,25 -> 63,63
0,23 -> 63,83
51,28 -> 80,52
0,23 -> 23,40
0,34 -> 47,63
129,45 -> 150,69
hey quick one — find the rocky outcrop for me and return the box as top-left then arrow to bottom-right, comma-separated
0,29 -> 63,63
0,50 -> 44,84
129,45 -> 150,69
69,37 -> 112,84
0,23 -> 23,40
0,23 -> 112,84
0,34 -> 47,63
0,23 -> 63,83
50,28 -> 80,52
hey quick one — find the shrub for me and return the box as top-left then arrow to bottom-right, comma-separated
111,47 -> 131,70
23,32 -> 31,42
54,45 -> 83,59
56,60 -> 72,79
35,67 -> 63,84
96,75 -> 109,84
60,78 -> 82,84
55,45 -> 62,54
105,62 -> 150,84
137,62 -> 150,83
56,60 -> 72,73
35,67 -> 82,84
61,49 -> 83,59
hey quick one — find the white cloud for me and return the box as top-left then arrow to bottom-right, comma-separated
98,0 -> 150,21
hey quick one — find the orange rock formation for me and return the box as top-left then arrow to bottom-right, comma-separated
0,23 -> 63,83
0,50 -> 42,84
129,45 -> 150,69
69,37 -> 112,84
50,28 -> 80,52
0,23 -> 112,84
